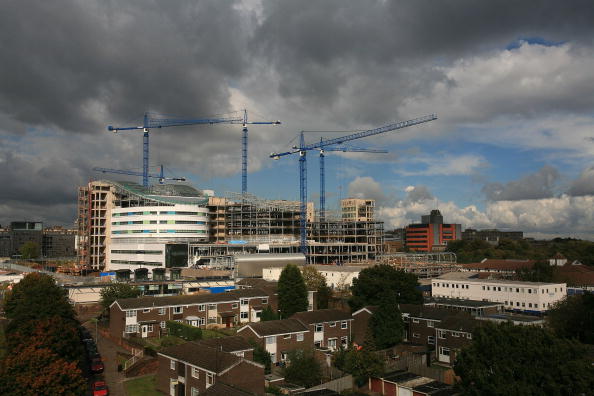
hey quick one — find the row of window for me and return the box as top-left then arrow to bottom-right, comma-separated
114,211 -> 207,217
434,282 -> 563,294
112,260 -> 162,266
434,283 -> 470,289
111,250 -> 163,255
112,220 -> 207,225
169,361 -> 213,390
112,229 -> 207,234
125,298 -> 268,316
505,301 -> 550,309
437,329 -> 472,339
314,321 -> 348,332
266,333 -> 305,343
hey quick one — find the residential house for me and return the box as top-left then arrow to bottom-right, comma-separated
399,305 -> 452,347
369,370 -> 457,396
109,288 -> 273,339
157,342 -> 265,396
434,314 -> 478,365
194,336 -> 255,360
237,318 -> 310,364
351,306 -> 377,346
291,309 -> 353,351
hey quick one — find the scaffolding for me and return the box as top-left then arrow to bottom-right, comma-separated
377,252 -> 460,278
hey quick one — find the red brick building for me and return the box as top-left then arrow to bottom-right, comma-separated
405,210 -> 461,252
157,341 -> 265,396
109,288 -> 274,339
291,309 -> 353,351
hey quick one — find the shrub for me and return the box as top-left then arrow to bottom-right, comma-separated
166,321 -> 202,341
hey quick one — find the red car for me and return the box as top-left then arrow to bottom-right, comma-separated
90,357 -> 104,374
92,381 -> 108,396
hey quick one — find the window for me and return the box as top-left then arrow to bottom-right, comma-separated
262,298 -> 268,304
173,307 -> 183,314
438,330 -> 446,339
126,310 -> 136,318
329,322 -> 336,327
412,318 -> 420,324
208,304 -> 216,310
143,308 -> 150,313
147,324 -> 154,332
206,373 -> 214,388
296,333 -> 304,342
427,321 -> 434,328
265,336 -> 275,344
452,331 -> 460,337
341,336 -> 348,347
240,299 -> 248,306
439,347 -> 450,356
158,308 -> 166,315
428,336 -> 435,345
192,367 -> 200,378
170,360 -> 176,370
413,333 -> 420,338
467,333 -> 472,340
528,303 -> 532,308
534,304 -> 538,308
528,289 -> 532,294
232,303 -> 238,309
199,317 -> 206,326
522,302 -> 525,307
125,325 -> 138,333
315,324 -> 323,332
516,302 -> 520,307
199,304 -> 205,312
240,312 -> 248,319
328,338 -> 337,349
482,286 -> 485,290
160,321 -> 166,329
191,387 -> 199,396
516,288 -> 519,293
341,321 -> 348,329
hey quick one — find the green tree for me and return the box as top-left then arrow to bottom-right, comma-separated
516,260 -> 554,282
18,241 -> 40,259
0,342 -> 87,396
277,264 -> 308,318
282,349 -> 322,388
336,347 -> 384,387
349,265 -> 422,311
454,322 -> 594,395
249,340 -> 272,374
368,293 -> 404,349
260,305 -> 279,321
3,273 -> 75,323
99,283 -> 141,311
301,266 -> 332,309
547,292 -> 594,345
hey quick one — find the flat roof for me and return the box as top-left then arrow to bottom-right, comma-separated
480,313 -> 545,323
427,297 -> 504,308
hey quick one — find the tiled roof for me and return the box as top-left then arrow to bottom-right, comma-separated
238,319 -> 308,337
556,264 -> 594,287
158,344 -> 240,373
435,313 -> 479,333
399,304 -> 452,321
291,309 -> 353,325
194,336 -> 253,353
202,383 -> 253,396
115,288 -> 269,310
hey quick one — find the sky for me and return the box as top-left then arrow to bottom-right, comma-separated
1,0 -> 594,240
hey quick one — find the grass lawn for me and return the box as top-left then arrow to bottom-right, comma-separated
145,335 -> 187,349
201,329 -> 227,339
123,374 -> 162,396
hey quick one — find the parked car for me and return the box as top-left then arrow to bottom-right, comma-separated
84,339 -> 99,358
79,326 -> 93,341
92,380 -> 109,396
90,357 -> 104,374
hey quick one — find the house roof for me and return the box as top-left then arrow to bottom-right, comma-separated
380,370 -> 420,384
351,306 -> 377,316
291,309 -> 353,325
435,313 -> 479,333
236,278 -> 278,290
399,304 -> 452,321
202,382 -> 254,396
158,344 -> 241,374
115,288 -> 269,310
556,264 -> 594,287
194,336 -> 253,353
238,319 -> 308,337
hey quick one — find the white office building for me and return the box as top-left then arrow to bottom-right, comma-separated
432,273 -> 566,313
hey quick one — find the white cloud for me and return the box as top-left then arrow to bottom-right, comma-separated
396,153 -> 486,176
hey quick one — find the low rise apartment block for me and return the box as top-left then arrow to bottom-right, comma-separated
157,341 -> 264,396
291,309 -> 353,350
110,288 -> 273,339
432,274 -> 566,313
434,314 -> 477,365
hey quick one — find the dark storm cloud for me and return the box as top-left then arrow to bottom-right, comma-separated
252,0 -> 594,122
482,165 -> 560,201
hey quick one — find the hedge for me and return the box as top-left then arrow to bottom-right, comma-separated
166,321 -> 202,341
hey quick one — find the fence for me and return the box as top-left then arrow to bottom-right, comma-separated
304,375 -> 353,393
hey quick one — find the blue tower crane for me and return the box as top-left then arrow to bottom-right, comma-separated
93,165 -> 186,184
317,142 -> 387,220
270,114 -> 437,256
108,110 -> 280,190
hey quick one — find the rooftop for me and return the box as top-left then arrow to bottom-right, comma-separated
158,344 -> 241,373
202,383 -> 254,396
109,180 -> 210,205
399,304 -> 453,321
426,297 -> 505,308
291,309 -> 353,325
435,313 -> 479,333
194,336 -> 253,353
238,318 -> 308,337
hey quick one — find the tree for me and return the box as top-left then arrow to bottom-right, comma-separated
548,292 -> 594,345
368,293 -> 404,350
99,282 -> 141,310
18,241 -> 40,259
454,322 -> 594,395
334,347 -> 384,387
277,264 -> 308,318
0,342 -> 87,396
516,260 -> 554,282
282,349 -> 322,388
260,305 -> 279,321
349,265 -> 422,311
3,273 -> 75,323
301,266 -> 332,309
249,340 -> 272,374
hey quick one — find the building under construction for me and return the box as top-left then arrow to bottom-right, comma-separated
376,252 -> 460,278
77,181 -> 385,271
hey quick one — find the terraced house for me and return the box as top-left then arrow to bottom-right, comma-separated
110,288 -> 273,339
